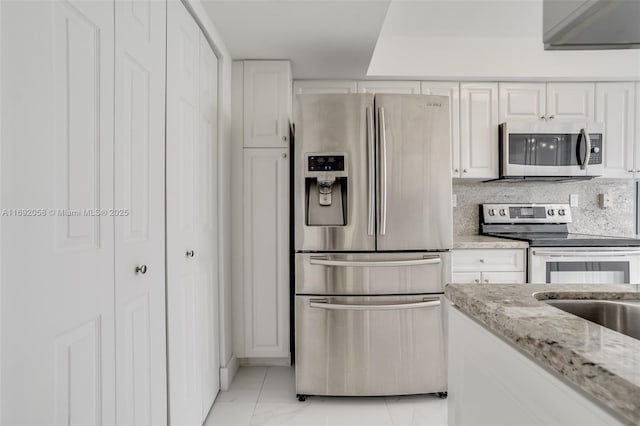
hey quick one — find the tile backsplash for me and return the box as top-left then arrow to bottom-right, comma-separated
453,180 -> 636,237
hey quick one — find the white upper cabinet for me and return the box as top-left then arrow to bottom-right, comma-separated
293,80 -> 357,95
421,82 -> 461,177
546,82 -> 595,121
597,82 -> 635,178
244,61 -> 292,148
356,80 -> 420,94
498,83 -> 546,122
460,83 -> 499,179
499,82 -> 595,123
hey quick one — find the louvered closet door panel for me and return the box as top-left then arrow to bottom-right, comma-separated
1,1 -> 115,424
114,0 -> 167,424
198,32 -> 220,421
166,1 -> 202,424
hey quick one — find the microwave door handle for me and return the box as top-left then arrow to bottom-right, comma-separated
580,128 -> 591,170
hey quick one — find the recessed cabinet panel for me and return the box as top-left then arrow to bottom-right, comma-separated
597,82 -> 635,178
546,82 -> 595,121
243,149 -> 290,357
244,61 -> 291,147
357,80 -> 420,94
498,83 -> 546,122
460,83 -> 499,179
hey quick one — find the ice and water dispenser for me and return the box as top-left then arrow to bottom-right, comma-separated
304,153 -> 348,226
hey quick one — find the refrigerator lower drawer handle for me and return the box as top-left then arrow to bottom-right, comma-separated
309,298 -> 441,311
308,257 -> 441,267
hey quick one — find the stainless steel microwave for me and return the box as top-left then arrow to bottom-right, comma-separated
499,121 -> 604,180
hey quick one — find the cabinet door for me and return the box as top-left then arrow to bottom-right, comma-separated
244,61 -> 291,148
498,83 -> 546,123
481,271 -> 526,284
357,80 -> 420,94
114,0 -> 167,424
292,80 -> 357,122
198,33 -> 220,420
1,1 -> 116,423
293,80 -> 357,95
421,82 -> 461,177
596,82 -> 635,178
243,149 -> 290,358
451,272 -> 482,284
166,1 -> 202,424
546,82 -> 595,121
460,83 -> 499,179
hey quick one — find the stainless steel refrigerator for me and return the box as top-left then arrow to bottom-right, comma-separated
294,93 -> 452,399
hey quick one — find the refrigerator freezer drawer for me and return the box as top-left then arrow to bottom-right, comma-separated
295,294 -> 447,396
295,252 -> 451,295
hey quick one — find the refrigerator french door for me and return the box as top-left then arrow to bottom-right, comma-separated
294,94 -> 452,398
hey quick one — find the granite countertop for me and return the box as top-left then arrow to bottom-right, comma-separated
445,283 -> 640,425
453,234 -> 529,249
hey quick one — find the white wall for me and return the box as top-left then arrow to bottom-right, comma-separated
182,0 -> 237,387
368,0 -> 640,80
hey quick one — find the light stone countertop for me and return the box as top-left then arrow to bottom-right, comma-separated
445,283 -> 640,425
453,234 -> 529,249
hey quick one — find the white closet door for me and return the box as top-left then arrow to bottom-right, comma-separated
114,0 -> 167,424
198,33 -> 220,420
166,1 -> 202,424
1,1 -> 115,424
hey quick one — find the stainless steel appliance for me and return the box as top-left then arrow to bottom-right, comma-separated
480,203 -> 640,284
543,0 -> 640,50
498,121 -> 604,181
294,94 -> 452,400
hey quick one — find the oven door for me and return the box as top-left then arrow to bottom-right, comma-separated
529,248 -> 640,284
501,122 -> 603,177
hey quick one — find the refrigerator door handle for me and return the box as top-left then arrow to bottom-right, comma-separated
309,298 -> 441,311
366,106 -> 375,236
378,106 -> 388,236
309,256 -> 441,267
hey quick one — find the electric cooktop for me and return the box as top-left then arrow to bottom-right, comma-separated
479,203 -> 640,248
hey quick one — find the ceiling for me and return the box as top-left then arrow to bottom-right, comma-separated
201,0 -> 640,81
201,0 -> 391,79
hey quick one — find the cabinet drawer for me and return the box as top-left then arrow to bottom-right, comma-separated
452,249 -> 525,272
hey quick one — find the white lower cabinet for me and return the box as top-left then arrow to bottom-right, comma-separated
452,248 -> 526,284
448,306 -> 623,425
242,148 -> 290,358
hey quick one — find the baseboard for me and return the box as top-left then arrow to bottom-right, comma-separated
219,355 -> 240,391
239,355 -> 292,367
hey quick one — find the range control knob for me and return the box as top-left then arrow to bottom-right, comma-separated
499,209 -> 506,216
558,209 -> 566,216
547,209 -> 555,216
488,209 -> 496,216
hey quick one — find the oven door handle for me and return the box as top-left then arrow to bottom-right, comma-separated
532,250 -> 640,257
309,298 -> 441,311
309,256 -> 441,267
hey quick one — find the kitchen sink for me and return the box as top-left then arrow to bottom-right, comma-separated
544,299 -> 640,340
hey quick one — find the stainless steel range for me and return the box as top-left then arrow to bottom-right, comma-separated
294,94 -> 452,400
480,203 -> 640,284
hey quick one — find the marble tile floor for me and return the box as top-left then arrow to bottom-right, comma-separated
204,366 -> 447,426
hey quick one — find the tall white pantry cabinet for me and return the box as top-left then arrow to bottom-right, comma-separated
1,1 -> 220,424
232,60 -> 291,362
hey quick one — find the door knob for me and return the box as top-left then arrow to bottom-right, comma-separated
135,265 -> 148,274
282,136 -> 287,142
186,250 -> 195,258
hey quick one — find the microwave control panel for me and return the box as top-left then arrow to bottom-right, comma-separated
588,135 -> 602,165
